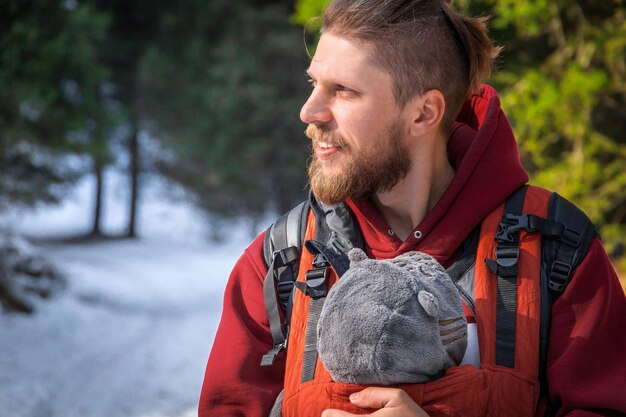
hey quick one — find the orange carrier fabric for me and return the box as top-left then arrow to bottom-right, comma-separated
282,186 -> 552,417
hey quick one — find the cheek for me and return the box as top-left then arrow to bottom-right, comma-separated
335,108 -> 383,147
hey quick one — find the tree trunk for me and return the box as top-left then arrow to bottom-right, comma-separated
125,52 -> 143,239
127,126 -> 139,238
91,158 -> 104,236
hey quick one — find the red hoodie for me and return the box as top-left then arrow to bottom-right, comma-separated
198,86 -> 626,417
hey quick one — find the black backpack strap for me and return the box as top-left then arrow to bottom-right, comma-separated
486,185 -> 528,368
542,192 -> 597,298
261,200 -> 309,366
538,192 -> 597,406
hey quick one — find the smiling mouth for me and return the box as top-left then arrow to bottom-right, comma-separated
314,141 -> 342,160
317,141 -> 340,149
306,124 -> 346,159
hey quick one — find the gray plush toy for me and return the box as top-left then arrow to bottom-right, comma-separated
268,248 -> 467,416
317,248 -> 468,385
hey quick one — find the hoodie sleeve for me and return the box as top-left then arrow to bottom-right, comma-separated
547,237 -> 626,417
198,232 -> 285,417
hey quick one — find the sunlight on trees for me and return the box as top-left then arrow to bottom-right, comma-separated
294,0 -> 626,269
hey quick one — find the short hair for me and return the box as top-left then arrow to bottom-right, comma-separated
322,0 -> 501,130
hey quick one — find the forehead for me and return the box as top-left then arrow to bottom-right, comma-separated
308,33 -> 389,84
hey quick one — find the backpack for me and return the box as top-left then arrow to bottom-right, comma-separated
260,186 -> 597,377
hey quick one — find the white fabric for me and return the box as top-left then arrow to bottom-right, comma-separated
460,323 -> 481,367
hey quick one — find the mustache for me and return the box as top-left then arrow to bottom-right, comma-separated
305,125 -> 346,147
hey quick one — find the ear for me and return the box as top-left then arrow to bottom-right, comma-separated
348,248 -> 369,265
418,290 -> 439,319
405,89 -> 446,138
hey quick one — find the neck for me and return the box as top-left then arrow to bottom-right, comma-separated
372,133 -> 454,241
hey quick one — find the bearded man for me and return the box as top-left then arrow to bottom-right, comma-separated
199,1 -> 626,416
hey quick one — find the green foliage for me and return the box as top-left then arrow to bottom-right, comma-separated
481,0 -> 626,264
294,0 -> 626,265
0,1 -> 109,143
292,0 -> 328,26
293,0 -> 328,54
142,1 -> 311,218
0,0 -> 110,206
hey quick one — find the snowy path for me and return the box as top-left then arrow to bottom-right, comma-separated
0,173 -> 253,417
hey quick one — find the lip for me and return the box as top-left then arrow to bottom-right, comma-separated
314,143 -> 342,160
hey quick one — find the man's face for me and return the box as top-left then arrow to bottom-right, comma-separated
300,33 -> 411,204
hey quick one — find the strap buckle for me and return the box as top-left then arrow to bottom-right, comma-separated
496,246 -> 520,268
261,342 -> 286,367
295,254 -> 329,300
276,280 -> 294,310
548,260 -> 572,292
495,214 -> 531,244
276,280 -> 294,298
561,226 -> 582,247
272,246 -> 299,268
486,246 -> 520,278
304,267 -> 328,299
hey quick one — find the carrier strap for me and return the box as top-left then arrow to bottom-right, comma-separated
263,188 -> 596,378
488,185 -> 528,368
295,251 -> 331,383
261,201 -> 309,366
485,186 -> 597,370
294,199 -> 363,380
302,298 -> 325,382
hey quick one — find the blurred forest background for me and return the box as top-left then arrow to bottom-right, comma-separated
1,0 -> 625,311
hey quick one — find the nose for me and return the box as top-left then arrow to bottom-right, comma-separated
300,88 -> 332,126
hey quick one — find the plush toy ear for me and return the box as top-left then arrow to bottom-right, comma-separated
348,248 -> 369,265
418,290 -> 439,319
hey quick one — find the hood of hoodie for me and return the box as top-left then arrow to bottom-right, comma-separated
345,85 -> 529,265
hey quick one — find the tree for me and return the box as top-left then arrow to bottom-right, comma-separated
141,0 -> 312,220
89,0 -> 167,238
0,0 -> 110,210
0,0 -> 109,312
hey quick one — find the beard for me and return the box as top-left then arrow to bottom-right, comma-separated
306,122 -> 411,205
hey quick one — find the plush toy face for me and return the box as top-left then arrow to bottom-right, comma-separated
317,248 -> 467,385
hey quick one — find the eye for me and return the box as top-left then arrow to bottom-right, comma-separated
334,84 -> 358,98
306,75 -> 316,88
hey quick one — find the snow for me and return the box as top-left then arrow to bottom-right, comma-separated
0,169 -> 257,417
